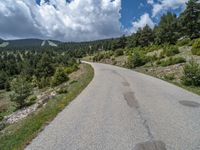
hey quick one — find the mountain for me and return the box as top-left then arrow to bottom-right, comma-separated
0,38 -> 4,43
0,38 -> 62,48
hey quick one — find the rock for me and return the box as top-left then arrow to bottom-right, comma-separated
2,90 -> 58,125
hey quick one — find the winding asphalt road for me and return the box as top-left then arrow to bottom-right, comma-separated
26,62 -> 200,150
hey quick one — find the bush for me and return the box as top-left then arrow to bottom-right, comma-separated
159,57 -> 186,67
5,80 -> 11,91
162,45 -> 180,57
56,87 -> 68,94
177,38 -> 191,46
93,53 -> 104,62
0,71 -> 7,90
126,52 -> 146,68
26,95 -> 37,106
0,122 -> 6,130
10,76 -> 33,108
65,64 -> 78,74
182,60 -> 200,86
114,49 -> 124,57
164,73 -> 175,81
38,77 -> 50,89
51,67 -> 69,87
146,54 -> 158,63
143,45 -> 162,53
191,38 -> 200,56
0,103 -> 8,113
0,114 -> 4,121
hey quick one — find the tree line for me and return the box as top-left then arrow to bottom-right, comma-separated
0,49 -> 79,108
0,0 -> 199,55
56,0 -> 200,52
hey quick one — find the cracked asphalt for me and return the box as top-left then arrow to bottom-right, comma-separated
26,62 -> 200,150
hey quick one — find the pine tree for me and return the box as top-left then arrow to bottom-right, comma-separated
10,76 -> 33,108
113,35 -> 127,49
51,67 -> 69,87
138,25 -> 154,46
179,0 -> 200,39
155,12 -> 179,44
36,52 -> 54,78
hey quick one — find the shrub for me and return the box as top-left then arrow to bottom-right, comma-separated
4,79 -> 11,91
114,49 -> 124,57
65,64 -> 78,74
69,80 -> 78,85
51,67 -> 69,87
103,52 -> 112,59
177,38 -> 191,46
56,87 -> 68,94
38,77 -> 50,89
146,54 -> 158,63
162,45 -> 180,57
160,57 -> 186,67
164,73 -> 175,81
26,95 -> 37,106
182,60 -> 200,86
0,114 -> 4,121
0,122 -> 6,130
93,53 -> 104,62
0,103 -> 8,113
191,38 -> 200,56
10,76 -> 33,108
0,71 -> 7,90
126,52 -> 146,68
143,45 -> 161,53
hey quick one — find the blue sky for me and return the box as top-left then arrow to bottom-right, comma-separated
0,0 -> 188,41
121,0 -> 152,28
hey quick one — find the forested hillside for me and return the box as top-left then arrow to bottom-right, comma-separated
51,0 -> 199,55
0,0 -> 200,149
84,0 -> 200,95
0,48 -> 93,149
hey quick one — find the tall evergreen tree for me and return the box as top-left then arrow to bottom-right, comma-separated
113,35 -> 127,49
138,25 -> 154,47
179,0 -> 200,39
155,12 -> 179,44
36,52 -> 54,78
10,76 -> 33,108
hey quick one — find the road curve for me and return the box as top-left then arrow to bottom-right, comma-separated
26,62 -> 200,150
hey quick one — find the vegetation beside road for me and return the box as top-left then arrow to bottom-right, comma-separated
0,63 -> 94,150
83,0 -> 200,95
0,0 -> 200,148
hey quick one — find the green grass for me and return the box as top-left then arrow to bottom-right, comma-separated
0,63 -> 94,150
136,67 -> 200,96
171,82 -> 200,96
157,57 -> 186,67
0,91 -> 15,118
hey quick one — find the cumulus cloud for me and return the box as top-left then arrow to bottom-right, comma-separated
0,0 -> 122,41
151,0 -> 188,17
147,0 -> 154,5
129,13 -> 155,34
127,0 -> 189,34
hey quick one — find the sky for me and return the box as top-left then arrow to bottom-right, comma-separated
0,0 -> 189,42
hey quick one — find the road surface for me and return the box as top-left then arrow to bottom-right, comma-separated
26,62 -> 200,150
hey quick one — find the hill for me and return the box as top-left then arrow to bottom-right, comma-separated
0,38 -> 62,48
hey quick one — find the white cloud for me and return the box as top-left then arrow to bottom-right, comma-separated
129,13 -> 155,34
0,0 -> 122,42
147,0 -> 154,5
151,0 -> 188,17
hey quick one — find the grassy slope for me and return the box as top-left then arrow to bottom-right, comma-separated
85,46 -> 200,96
136,67 -> 200,96
0,63 -> 94,150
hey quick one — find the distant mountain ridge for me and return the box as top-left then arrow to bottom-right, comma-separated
0,38 -> 62,48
